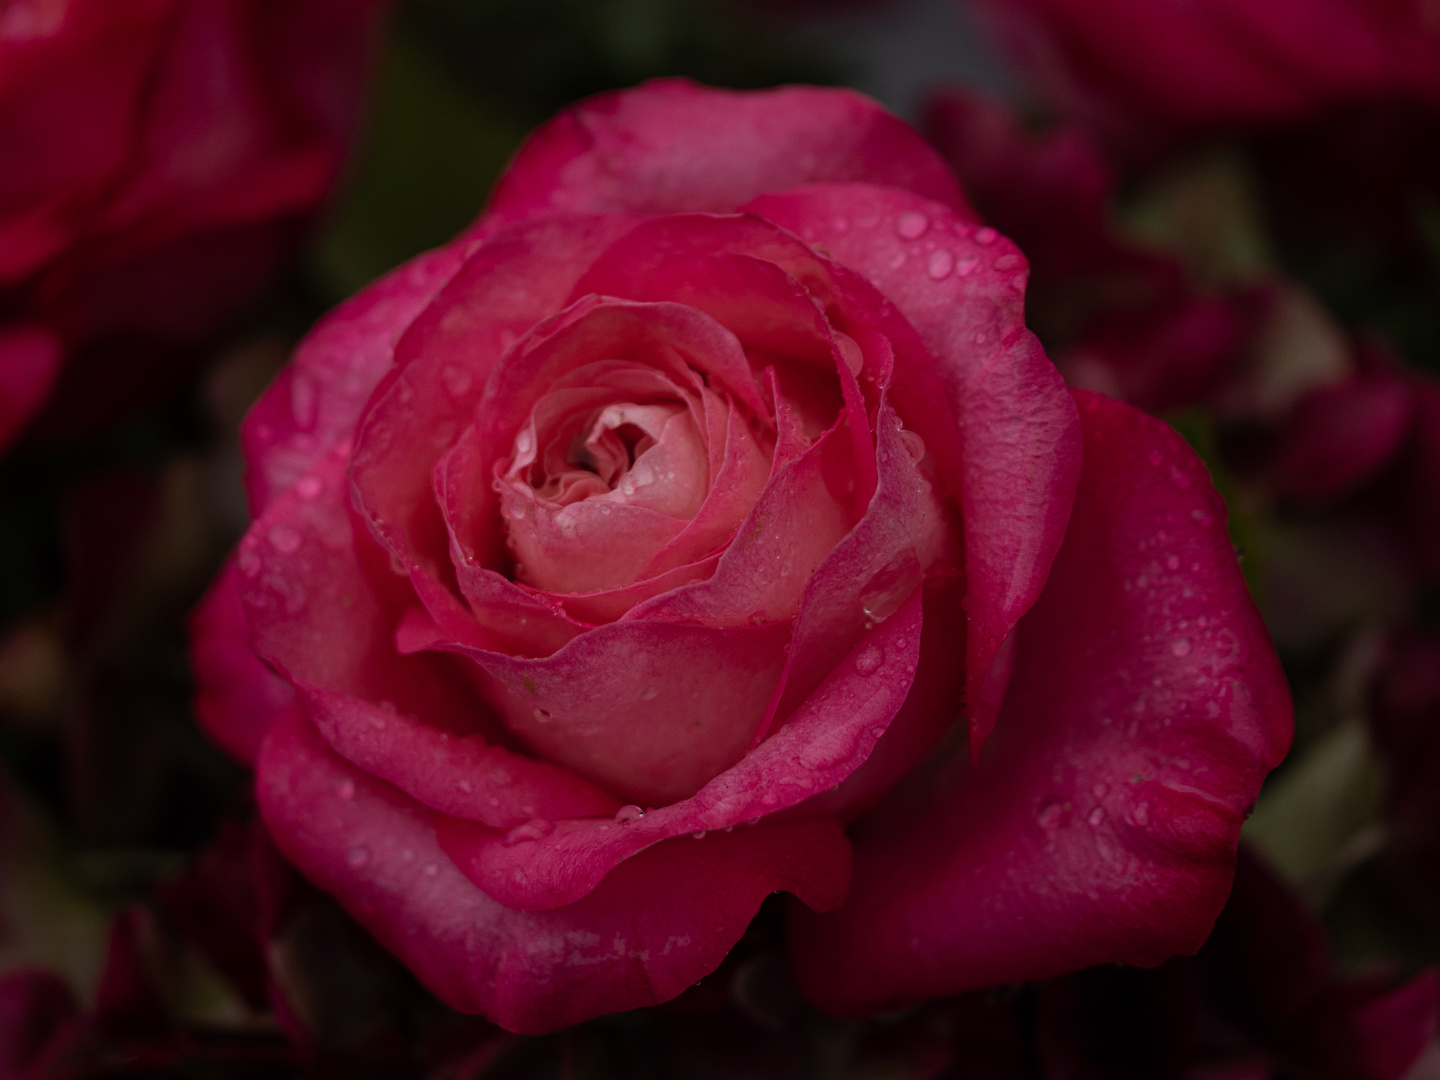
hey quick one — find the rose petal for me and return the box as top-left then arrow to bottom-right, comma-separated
748,183 -> 1083,759
788,391 -> 1291,1014
242,244 -> 466,515
433,593 -> 921,910
237,445 -> 592,827
762,401 -> 951,736
256,705 -> 851,1034
441,297 -> 771,599
351,215 -> 643,590
300,685 -> 620,828
188,555 -> 296,765
0,324 -> 61,452
429,618 -> 791,806
478,80 -> 970,234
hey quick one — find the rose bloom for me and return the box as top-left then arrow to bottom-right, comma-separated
971,0 -> 1440,144
190,80 -> 1291,1033
0,0 -> 382,450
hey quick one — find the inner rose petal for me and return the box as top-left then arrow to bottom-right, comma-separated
497,365 -> 723,594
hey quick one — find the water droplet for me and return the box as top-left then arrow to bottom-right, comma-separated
975,226 -> 998,245
1129,802 -> 1150,826
895,211 -> 930,239
295,476 -> 323,500
1088,807 -> 1106,827
1166,555 -> 1181,570
691,829 -> 708,840
237,548 -> 262,579
400,848 -> 414,861
854,644 -> 884,676
900,429 -> 926,463
615,805 -> 645,824
994,253 -> 1020,270
1037,798 -> 1066,830
347,846 -> 370,868
1092,782 -> 1109,799
268,524 -> 301,553
760,792 -> 779,807
927,249 -> 954,279
1169,465 -> 1191,489
870,726 -> 887,739
1192,508 -> 1214,527
973,331 -> 987,345
458,779 -> 473,794
1171,638 -> 1192,658
441,365 -> 473,397
831,217 -> 850,233
335,778 -> 355,800
533,708 -> 552,723
503,818 -> 555,846
640,686 -> 659,702
955,256 -> 979,276
888,251 -> 906,270
860,553 -> 922,625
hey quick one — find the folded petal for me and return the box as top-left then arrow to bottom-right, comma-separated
789,391 -> 1291,1014
479,80 -> 970,233
433,593 -> 920,911
748,183 -> 1083,758
256,705 -> 851,1034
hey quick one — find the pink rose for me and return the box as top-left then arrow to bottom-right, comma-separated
971,0 -> 1440,145
190,80 -> 1291,1033
0,0 -> 383,450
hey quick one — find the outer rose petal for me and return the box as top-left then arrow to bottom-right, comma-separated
478,79 -> 972,234
0,324 -> 61,451
256,705 -> 852,1034
188,556 -> 296,765
789,391 -> 1291,1015
748,183 -> 1082,757
242,244 -> 467,515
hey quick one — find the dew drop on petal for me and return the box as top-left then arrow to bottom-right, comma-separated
975,226 -> 998,245
347,846 -> 370,868
533,708 -> 552,723
615,804 -> 645,824
895,211 -> 929,239
335,778 -> 355,800
268,524 -> 301,553
1088,807 -> 1106,827
854,644 -> 884,676
441,365 -> 473,397
423,861 -> 439,877
955,255 -> 979,276
927,249 -> 954,279
295,475 -> 323,500
761,792 -> 779,807
1171,638 -> 1192,657
1166,555 -> 1181,570
1093,782 -> 1109,799
503,818 -> 555,846
237,548 -> 261,578
692,829 -> 707,840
